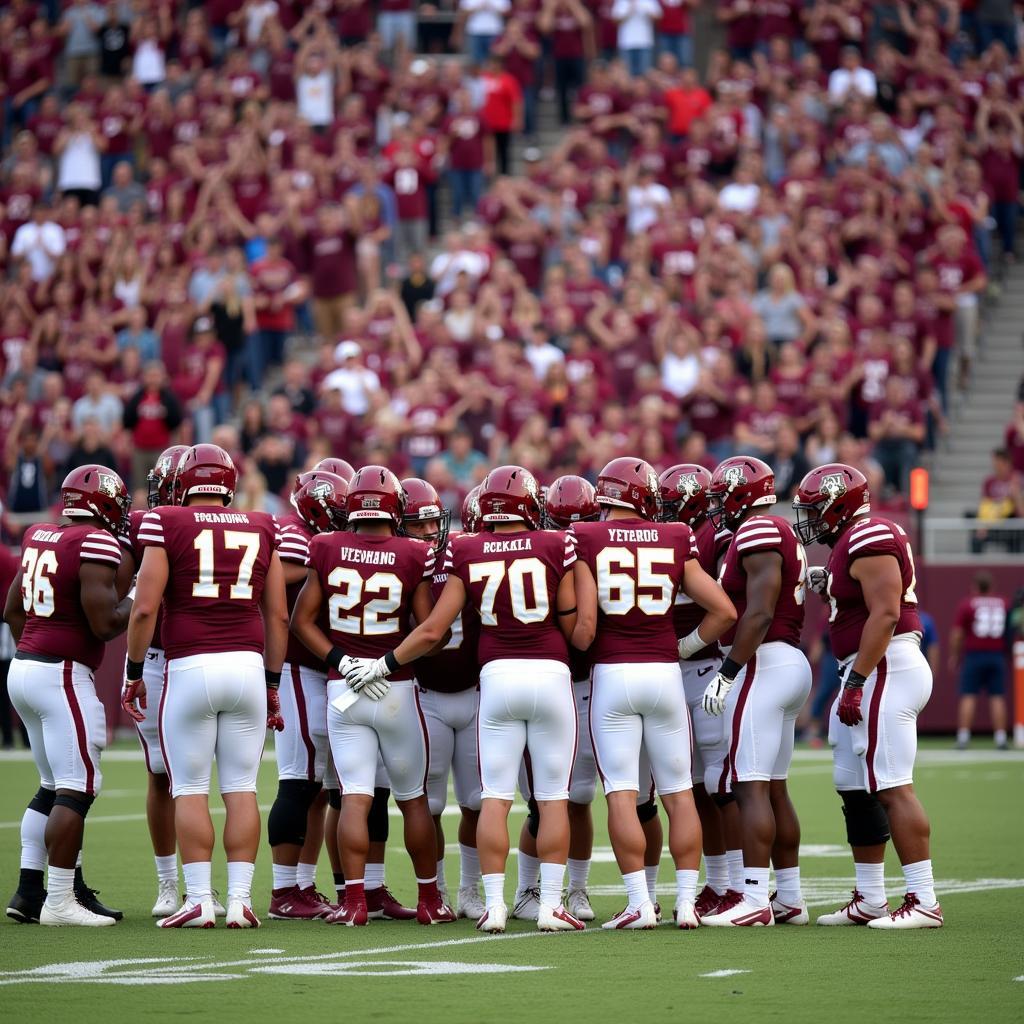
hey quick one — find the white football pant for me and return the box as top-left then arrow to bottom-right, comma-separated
419,686 -> 481,815
276,663 -> 329,783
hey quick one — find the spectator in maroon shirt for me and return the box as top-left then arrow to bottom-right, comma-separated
868,375 -> 926,495
1005,401 -> 1024,473
493,8 -> 542,137
538,0 -> 594,125
122,360 -> 183,487
443,88 -> 490,219
976,96 -> 1023,259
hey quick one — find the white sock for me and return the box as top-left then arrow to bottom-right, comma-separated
20,808 -> 48,871
46,865 -> 75,902
183,861 -> 212,904
675,868 -> 699,906
272,863 -> 297,890
539,861 -> 565,908
155,854 -> 178,885
645,864 -> 658,903
902,859 -> 936,907
726,849 -> 744,890
743,865 -> 770,908
482,872 -> 505,909
297,862 -> 317,891
436,858 -> 447,894
956,728 -> 970,744
459,844 -> 480,887
623,869 -> 648,911
773,866 -> 802,905
704,854 -> 729,895
365,862 -> 385,891
227,861 -> 255,902
516,851 -> 540,893
75,850 -> 83,868
567,857 -> 591,890
994,729 -> 1007,746
854,861 -> 887,905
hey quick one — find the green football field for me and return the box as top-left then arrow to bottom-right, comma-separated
1,741 -> 1021,1023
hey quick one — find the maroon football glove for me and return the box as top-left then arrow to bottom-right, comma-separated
122,677 -> 146,723
266,686 -> 285,732
837,669 -> 867,727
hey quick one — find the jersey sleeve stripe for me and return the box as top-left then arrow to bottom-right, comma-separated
849,523 -> 892,539
848,534 -> 895,554
735,525 -> 782,540
736,537 -> 781,552
80,549 -> 121,565
423,550 -> 436,578
137,532 -> 165,544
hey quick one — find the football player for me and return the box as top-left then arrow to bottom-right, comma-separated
572,459 -> 736,929
794,464 -> 942,928
291,466 -> 455,927
4,465 -> 132,926
660,464 -> 741,919
345,465 -> 584,933
400,478 -> 485,919
124,444 -> 288,929
698,456 -> 812,927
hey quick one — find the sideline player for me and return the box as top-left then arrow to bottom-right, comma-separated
290,466 -> 455,927
794,464 -> 942,928
401,478 -> 485,919
345,465 -> 584,933
4,465 -> 132,926
699,456 -> 812,927
124,443 -> 288,929
572,458 -> 736,929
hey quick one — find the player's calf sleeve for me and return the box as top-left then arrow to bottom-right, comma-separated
268,780 -> 321,847
526,797 -> 540,840
327,788 -> 342,810
368,787 -> 390,844
840,790 -> 891,847
28,787 -> 56,816
636,797 -> 659,824
53,793 -> 94,819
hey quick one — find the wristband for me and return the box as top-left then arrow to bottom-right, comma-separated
557,606 -> 577,616
127,585 -> 136,602
719,656 -> 742,682
844,669 -> 867,689
326,647 -> 346,672
383,651 -> 401,674
677,626 -> 706,659
265,670 -> 281,690
126,658 -> 145,681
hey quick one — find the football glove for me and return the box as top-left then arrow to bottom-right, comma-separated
702,672 -> 735,717
266,686 -> 285,732
837,666 -> 867,727
344,656 -> 391,691
361,678 -> 391,702
121,676 -> 146,723
807,566 -> 830,596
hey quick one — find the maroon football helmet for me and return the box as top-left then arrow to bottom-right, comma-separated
659,464 -> 713,526
313,457 -> 356,484
596,457 -> 662,521
479,465 -> 543,529
792,463 -> 870,546
345,465 -> 406,527
293,471 -> 349,534
461,485 -> 482,534
174,444 -> 238,505
61,464 -> 130,535
545,475 -> 599,529
707,455 -> 776,530
400,478 -> 451,552
147,444 -> 189,509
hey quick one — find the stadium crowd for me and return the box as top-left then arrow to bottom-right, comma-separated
1,0 -> 1023,529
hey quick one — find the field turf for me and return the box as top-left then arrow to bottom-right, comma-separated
0,741 -> 1021,1023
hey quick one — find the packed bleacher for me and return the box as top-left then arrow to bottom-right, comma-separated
1,0 -> 1022,527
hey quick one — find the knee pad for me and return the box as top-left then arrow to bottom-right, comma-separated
368,787 -> 390,844
840,790 -> 891,847
28,787 -> 56,816
636,797 -> 659,824
711,791 -> 736,810
326,788 -> 341,811
268,780 -> 321,847
54,793 -> 94,819
526,797 -> 540,840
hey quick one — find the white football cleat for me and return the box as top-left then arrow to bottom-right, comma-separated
770,893 -> 809,925
152,881 -> 180,918
700,895 -> 774,927
226,898 -> 261,929
602,901 -> 657,930
211,889 -> 226,918
566,887 -> 595,921
816,890 -> 889,926
674,900 -> 699,930
476,904 -> 508,933
538,903 -> 585,931
457,886 -> 486,921
512,886 -> 540,921
40,895 -> 116,927
157,899 -> 216,928
866,893 -> 943,930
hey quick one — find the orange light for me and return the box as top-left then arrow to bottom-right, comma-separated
909,468 -> 929,511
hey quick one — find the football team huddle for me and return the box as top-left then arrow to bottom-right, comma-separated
3,442 -> 943,932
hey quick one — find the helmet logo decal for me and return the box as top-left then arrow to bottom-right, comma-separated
820,473 -> 847,503
723,466 -> 746,491
361,496 -> 381,509
678,473 -> 700,498
97,472 -> 120,498
311,480 -> 333,500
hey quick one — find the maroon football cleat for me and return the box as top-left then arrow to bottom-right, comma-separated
325,901 -> 369,926
301,887 -> 337,917
416,892 -> 457,925
694,884 -> 724,921
268,886 -> 326,921
366,885 -> 417,921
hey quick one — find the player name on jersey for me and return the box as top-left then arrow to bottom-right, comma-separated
334,545 -> 399,565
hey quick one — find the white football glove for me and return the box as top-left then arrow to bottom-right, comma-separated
361,678 -> 391,702
701,672 -> 735,717
343,656 -> 390,692
807,566 -> 830,596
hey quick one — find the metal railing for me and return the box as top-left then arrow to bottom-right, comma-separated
923,517 -> 1024,562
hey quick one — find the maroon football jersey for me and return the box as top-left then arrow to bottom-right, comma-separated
446,529 -> 575,668
572,519 -> 697,665
415,535 -> 481,694
673,519 -> 732,661
719,514 -> 807,648
825,516 -> 922,661
125,509 -> 164,650
138,506 -> 280,661
17,522 -> 123,670
277,511 -> 327,673
954,595 -> 1008,654
306,532 -> 434,681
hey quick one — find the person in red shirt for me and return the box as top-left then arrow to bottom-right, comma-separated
949,573 -> 1011,751
250,238 -> 307,382
662,65 -> 711,139
480,55 -> 523,176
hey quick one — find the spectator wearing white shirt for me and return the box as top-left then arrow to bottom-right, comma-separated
430,231 -> 490,295
626,167 -> 671,236
296,51 -> 335,127
322,341 -> 382,416
828,46 -> 877,106
523,323 -> 566,381
611,0 -> 662,76
11,204 -> 67,282
71,371 -> 123,437
460,0 -> 511,65
54,104 -> 105,206
718,162 -> 761,213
